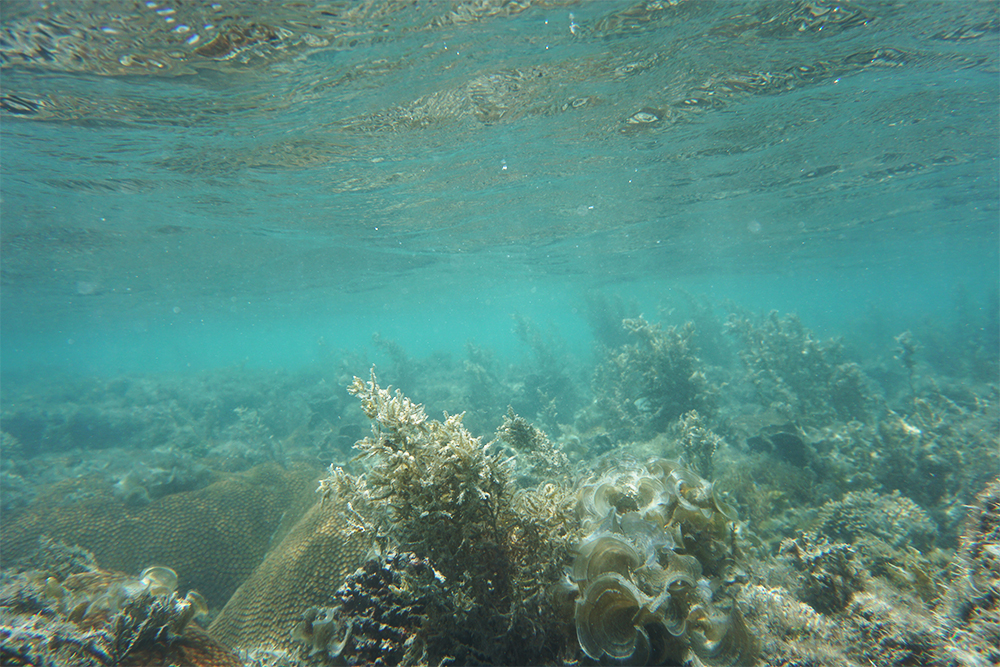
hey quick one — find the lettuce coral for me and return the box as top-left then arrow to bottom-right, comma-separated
570,458 -> 756,665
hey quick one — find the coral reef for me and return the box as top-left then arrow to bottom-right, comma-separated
0,367 -> 354,465
590,317 -> 715,441
571,458 -> 756,665
0,301 -> 996,667
841,584 -> 950,667
1,462 -> 318,607
804,385 -> 998,542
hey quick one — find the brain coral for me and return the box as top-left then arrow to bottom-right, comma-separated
207,494 -> 369,653
0,462 -> 318,607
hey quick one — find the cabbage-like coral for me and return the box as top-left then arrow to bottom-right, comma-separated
570,459 -> 755,666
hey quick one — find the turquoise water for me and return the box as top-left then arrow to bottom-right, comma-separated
2,0 -> 996,378
2,3 -> 1000,666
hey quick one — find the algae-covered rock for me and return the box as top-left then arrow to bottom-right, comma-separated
0,560 -> 237,667
780,532 -> 865,614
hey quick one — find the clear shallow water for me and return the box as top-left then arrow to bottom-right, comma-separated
2,4 -> 1000,665
1,0 -> 997,375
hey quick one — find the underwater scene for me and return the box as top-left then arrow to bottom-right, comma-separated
1,1 -> 998,666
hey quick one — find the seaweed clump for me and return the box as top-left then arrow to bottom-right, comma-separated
318,370 -> 578,665
571,458 -> 756,666
726,310 -> 879,423
674,410 -> 723,480
495,406 -> 572,485
590,317 -> 715,441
